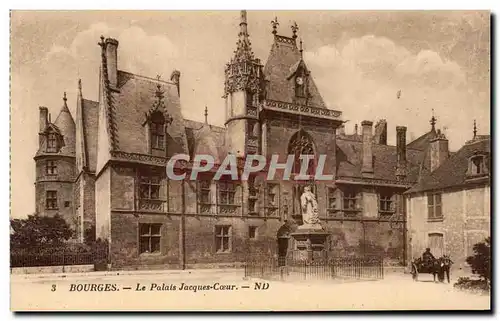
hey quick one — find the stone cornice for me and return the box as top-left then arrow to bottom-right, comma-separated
336,176 -> 413,188
262,99 -> 342,121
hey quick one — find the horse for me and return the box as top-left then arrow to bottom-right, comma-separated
411,257 -> 443,282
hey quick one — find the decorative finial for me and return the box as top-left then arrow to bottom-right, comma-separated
299,38 -> 303,57
473,120 -> 477,139
63,92 -> 67,102
430,109 -> 437,131
291,21 -> 299,39
271,17 -> 279,35
204,106 -> 208,124
240,10 -> 247,25
98,35 -> 105,47
354,124 -> 358,135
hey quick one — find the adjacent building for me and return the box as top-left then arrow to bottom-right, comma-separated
33,11 -> 480,270
405,130 -> 490,268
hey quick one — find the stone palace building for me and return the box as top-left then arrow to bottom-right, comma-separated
33,11 -> 489,270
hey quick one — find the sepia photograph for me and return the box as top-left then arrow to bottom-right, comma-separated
9,9 -> 491,311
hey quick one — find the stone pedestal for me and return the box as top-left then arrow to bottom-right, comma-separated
290,225 -> 329,263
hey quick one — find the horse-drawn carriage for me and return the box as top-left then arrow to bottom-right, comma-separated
411,255 -> 453,283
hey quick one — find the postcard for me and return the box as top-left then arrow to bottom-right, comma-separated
10,10 -> 491,311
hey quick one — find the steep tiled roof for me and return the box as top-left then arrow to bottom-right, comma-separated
407,129 -> 437,151
263,35 -> 326,108
81,99 -> 99,172
184,119 -> 226,162
53,98 -> 76,157
336,138 -> 425,183
406,137 -> 490,193
109,71 -> 189,156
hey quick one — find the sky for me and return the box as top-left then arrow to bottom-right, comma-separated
10,10 -> 490,218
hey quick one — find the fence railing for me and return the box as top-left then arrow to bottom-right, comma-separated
10,246 -> 108,268
245,255 -> 384,281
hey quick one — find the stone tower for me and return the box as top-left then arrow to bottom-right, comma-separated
34,93 -> 77,234
223,10 -> 265,157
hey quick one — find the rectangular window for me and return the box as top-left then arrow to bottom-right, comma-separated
248,199 -> 257,213
151,122 -> 165,150
139,223 -> 161,254
215,225 -> 231,253
267,184 -> 278,207
379,194 -> 393,213
47,133 -> 57,152
46,160 -> 57,175
427,193 -> 443,220
343,189 -> 358,211
218,181 -> 236,205
327,187 -> 337,209
46,191 -> 58,209
198,179 -> 211,204
139,174 -> 161,200
248,226 -> 257,239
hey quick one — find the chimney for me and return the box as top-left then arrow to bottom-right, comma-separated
105,38 -> 119,88
171,70 -> 181,97
430,129 -> 449,172
39,107 -> 48,132
395,126 -> 407,180
373,119 -> 387,145
361,120 -> 374,176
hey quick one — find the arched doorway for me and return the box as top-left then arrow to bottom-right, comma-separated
277,224 -> 291,266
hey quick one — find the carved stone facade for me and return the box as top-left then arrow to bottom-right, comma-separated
35,11 -> 457,270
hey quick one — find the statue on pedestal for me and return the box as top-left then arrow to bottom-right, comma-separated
300,186 -> 320,226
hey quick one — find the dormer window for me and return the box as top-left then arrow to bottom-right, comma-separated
472,156 -> 483,175
467,152 -> 489,178
47,133 -> 58,152
150,112 -> 165,152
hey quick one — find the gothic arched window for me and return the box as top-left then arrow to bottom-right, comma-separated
150,112 -> 165,151
288,130 -> 315,175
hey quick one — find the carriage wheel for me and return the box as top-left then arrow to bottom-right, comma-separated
411,263 -> 418,281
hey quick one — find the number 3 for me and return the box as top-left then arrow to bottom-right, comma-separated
51,284 -> 56,292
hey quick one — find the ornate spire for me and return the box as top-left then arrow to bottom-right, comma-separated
473,119 -> 477,139
239,10 -> 248,38
299,38 -> 303,58
291,21 -> 299,39
224,10 -> 263,97
204,106 -> 208,124
430,109 -> 437,132
232,10 -> 254,62
78,79 -> 82,97
271,16 -> 279,35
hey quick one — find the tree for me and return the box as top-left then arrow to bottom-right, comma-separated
466,236 -> 490,285
10,214 -> 73,249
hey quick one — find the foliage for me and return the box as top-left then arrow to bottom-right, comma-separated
454,276 -> 490,294
84,224 -> 96,246
10,214 -> 73,249
466,237 -> 491,284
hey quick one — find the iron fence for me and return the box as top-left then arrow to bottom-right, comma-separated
10,246 -> 108,268
245,255 -> 384,281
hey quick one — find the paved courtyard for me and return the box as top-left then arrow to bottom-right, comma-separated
11,269 -> 490,311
